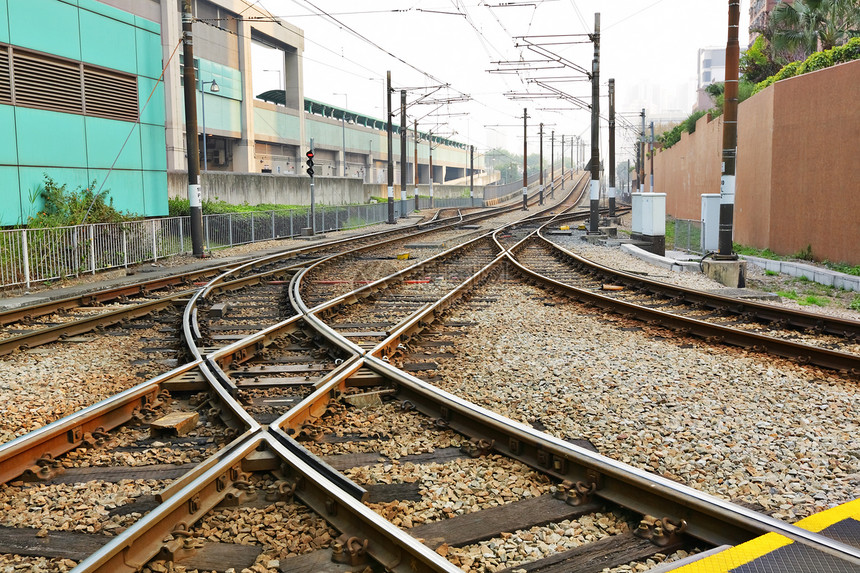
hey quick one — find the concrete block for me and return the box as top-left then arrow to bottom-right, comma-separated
300,227 -> 314,236
641,235 -> 666,257
599,226 -> 617,238
581,234 -> 607,244
703,259 -> 747,288
150,411 -> 199,437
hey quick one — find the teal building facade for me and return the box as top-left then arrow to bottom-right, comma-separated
0,0 -> 167,226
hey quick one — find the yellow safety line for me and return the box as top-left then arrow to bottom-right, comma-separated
671,498 -> 860,572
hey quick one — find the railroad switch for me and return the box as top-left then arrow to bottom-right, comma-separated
634,515 -> 688,547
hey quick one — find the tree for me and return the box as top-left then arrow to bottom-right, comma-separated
740,35 -> 783,83
770,0 -> 860,59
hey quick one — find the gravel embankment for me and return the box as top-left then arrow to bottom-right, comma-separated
430,281 -> 860,523
0,325 -> 171,443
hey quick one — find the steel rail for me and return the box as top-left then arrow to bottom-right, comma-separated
537,231 -> 860,340
0,360 -> 235,485
362,352 -> 860,565
71,427 -> 459,573
0,294 -> 184,357
0,268 -> 221,327
515,233 -> 860,372
284,238 -> 860,564
277,187 -> 860,565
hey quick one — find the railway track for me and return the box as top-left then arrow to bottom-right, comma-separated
507,229 -> 860,373
2,173 -> 859,572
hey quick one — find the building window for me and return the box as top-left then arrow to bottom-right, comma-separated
703,71 -> 712,83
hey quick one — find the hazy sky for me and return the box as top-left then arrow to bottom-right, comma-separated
253,0 -> 751,162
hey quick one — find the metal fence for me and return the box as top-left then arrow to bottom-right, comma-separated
0,202 -> 408,289
669,218 -> 703,252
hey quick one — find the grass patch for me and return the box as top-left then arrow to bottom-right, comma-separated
733,243 -> 783,259
777,290 -> 799,300
799,295 -> 829,307
765,269 -> 779,276
824,261 -> 860,276
850,296 -> 860,311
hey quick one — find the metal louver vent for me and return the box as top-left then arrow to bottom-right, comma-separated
84,66 -> 138,122
13,51 -> 83,114
0,48 -> 10,104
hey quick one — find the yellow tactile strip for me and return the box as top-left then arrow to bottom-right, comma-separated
671,498 -> 860,572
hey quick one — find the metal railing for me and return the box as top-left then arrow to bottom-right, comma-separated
0,203 -> 401,289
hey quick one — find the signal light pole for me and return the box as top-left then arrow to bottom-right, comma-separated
539,122 -> 544,206
414,120 -> 419,211
306,141 -> 315,234
386,71 -> 395,224
608,78 -> 616,217
522,108 -> 528,211
400,89 -> 407,218
550,130 -> 554,200
588,12 -> 601,235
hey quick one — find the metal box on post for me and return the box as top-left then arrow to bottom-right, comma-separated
701,193 -> 720,252
631,192 -> 643,239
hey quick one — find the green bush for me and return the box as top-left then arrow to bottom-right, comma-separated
26,175 -> 131,227
753,38 -> 860,94
798,50 -> 833,74
657,110 -> 707,149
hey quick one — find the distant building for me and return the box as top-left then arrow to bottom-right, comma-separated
0,0 -> 476,226
693,47 -> 726,112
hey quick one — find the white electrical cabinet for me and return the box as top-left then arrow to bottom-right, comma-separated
701,193 -> 720,252
640,193 -> 666,236
631,193 -> 643,235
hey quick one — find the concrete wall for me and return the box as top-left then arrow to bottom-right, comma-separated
168,173 -> 482,205
650,60 -> 860,265
361,184 -> 486,201
169,172 -> 366,206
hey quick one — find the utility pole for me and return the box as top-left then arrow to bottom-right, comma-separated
627,159 -> 631,197
522,108 -> 528,210
588,12 -> 601,234
649,121 -> 655,193
386,71 -> 394,224
470,145 -> 475,207
539,122 -> 544,206
639,109 -> 646,193
608,78 -> 616,217
561,135 -> 565,185
550,130 -> 554,199
400,89 -> 407,218
181,0 -> 204,257
719,0 -> 740,259
429,134 -> 434,208
414,120 -> 419,210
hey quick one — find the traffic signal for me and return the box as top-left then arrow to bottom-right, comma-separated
305,150 -> 314,177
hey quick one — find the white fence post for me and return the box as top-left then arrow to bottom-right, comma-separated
122,225 -> 128,268
89,225 -> 95,275
22,229 -> 30,289
151,219 -> 158,262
